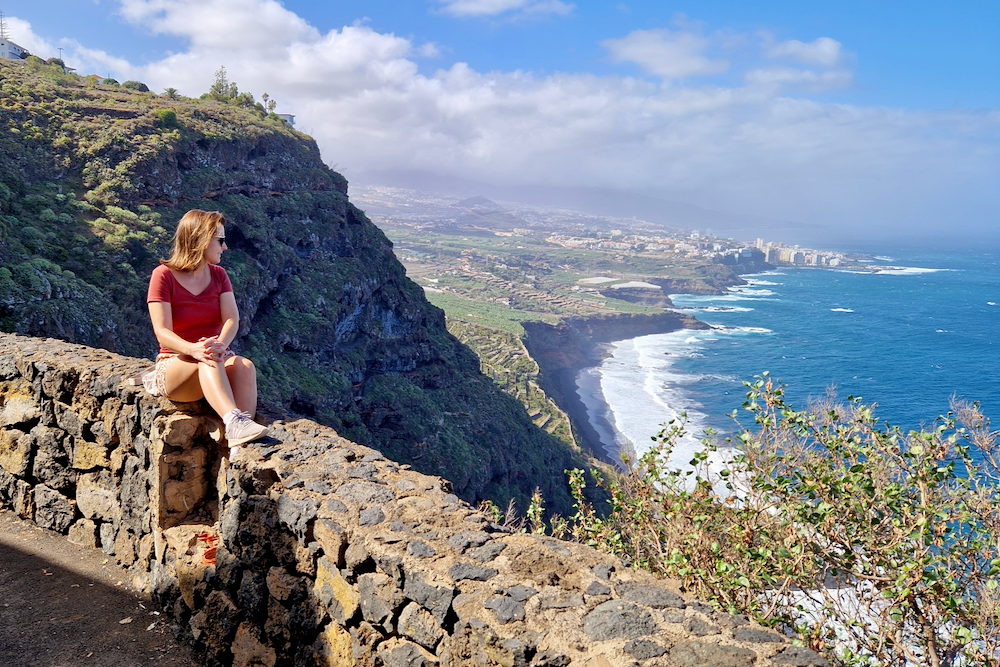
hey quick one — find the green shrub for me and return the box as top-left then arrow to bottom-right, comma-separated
153,108 -> 179,129
561,376 -> 1000,666
122,80 -> 150,92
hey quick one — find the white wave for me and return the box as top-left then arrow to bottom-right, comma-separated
874,255 -> 894,261
989,302 -> 997,306
578,330 -> 738,473
873,266 -> 948,276
670,293 -> 774,304
715,325 -> 774,335
730,287 -> 775,296
830,308 -> 854,312
702,306 -> 755,313
674,306 -> 755,313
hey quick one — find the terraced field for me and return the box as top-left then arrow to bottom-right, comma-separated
446,320 -> 576,449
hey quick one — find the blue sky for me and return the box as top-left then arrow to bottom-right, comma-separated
7,1 -> 999,243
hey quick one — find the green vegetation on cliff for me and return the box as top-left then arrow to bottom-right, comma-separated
0,58 -> 596,514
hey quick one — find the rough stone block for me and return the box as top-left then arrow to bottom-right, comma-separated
446,530 -> 491,554
684,617 -> 720,636
315,519 -> 348,567
484,597 -> 525,624
277,494 -> 318,541
732,626 -> 785,643
615,581 -> 684,609
468,541 -> 506,563
67,518 -> 99,549
77,470 -> 118,521
316,622 -> 355,667
448,562 -> 497,582
407,541 -> 435,558
190,590 -> 240,658
669,640 -> 756,667
54,403 -> 85,437
359,506 -> 384,526
100,521 -> 116,554
115,528 -> 136,567
0,428 -> 30,476
41,367 -> 78,402
31,448 -> 76,491
624,639 -> 667,660
72,436 -> 111,470
585,581 -> 611,596
377,638 -> 438,667
398,601 -> 444,650
358,572 -> 405,630
12,478 -> 33,519
0,394 -> 40,428
403,570 -> 456,625
345,541 -> 371,572
33,484 -> 76,533
0,354 -> 17,379
335,481 -> 395,508
582,600 -> 658,641
772,646 -> 831,666
267,566 -> 299,602
232,622 -> 277,667
316,556 -> 359,624
0,467 -> 14,501
121,456 -> 150,534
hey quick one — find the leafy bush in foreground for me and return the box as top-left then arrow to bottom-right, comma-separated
559,375 -> 1000,666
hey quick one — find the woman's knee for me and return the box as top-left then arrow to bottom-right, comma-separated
226,355 -> 256,377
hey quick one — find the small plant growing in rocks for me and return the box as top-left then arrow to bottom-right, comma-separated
560,374 -> 1000,667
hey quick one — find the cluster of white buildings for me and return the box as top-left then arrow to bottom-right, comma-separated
755,238 -> 844,267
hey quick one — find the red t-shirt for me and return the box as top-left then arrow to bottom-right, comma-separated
147,264 -> 233,354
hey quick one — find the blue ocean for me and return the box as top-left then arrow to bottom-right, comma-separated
578,249 -> 1000,468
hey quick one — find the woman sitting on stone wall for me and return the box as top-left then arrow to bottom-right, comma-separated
143,209 -> 268,451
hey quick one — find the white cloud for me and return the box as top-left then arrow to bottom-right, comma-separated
118,0 -> 316,49
3,16 -> 58,57
602,29 -> 729,79
14,3 -> 1000,242
766,37 -> 842,67
436,0 -> 574,18
745,67 -> 853,92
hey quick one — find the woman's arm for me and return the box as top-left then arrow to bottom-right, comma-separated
148,301 -> 216,361
217,291 -> 239,348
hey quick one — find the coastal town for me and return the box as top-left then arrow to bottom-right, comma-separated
352,184 -> 880,326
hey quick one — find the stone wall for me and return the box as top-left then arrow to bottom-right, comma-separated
0,333 -> 830,667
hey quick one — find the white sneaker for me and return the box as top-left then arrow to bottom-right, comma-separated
225,413 -> 269,447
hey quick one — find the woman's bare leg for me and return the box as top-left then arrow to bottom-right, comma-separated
196,359 -> 239,417
161,357 -> 205,402
225,356 -> 258,418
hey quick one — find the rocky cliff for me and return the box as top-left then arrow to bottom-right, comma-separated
0,60 -> 592,514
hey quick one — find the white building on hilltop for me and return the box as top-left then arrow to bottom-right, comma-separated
0,38 -> 28,60
0,11 -> 29,61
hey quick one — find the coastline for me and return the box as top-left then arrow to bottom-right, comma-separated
521,311 -> 709,465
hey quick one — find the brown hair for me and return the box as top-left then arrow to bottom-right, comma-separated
163,210 -> 226,271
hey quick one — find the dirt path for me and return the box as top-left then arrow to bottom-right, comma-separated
0,510 -> 199,667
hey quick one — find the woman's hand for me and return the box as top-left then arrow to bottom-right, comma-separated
191,336 -> 227,363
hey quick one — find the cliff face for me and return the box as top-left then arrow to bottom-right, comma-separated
0,61 -> 590,513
